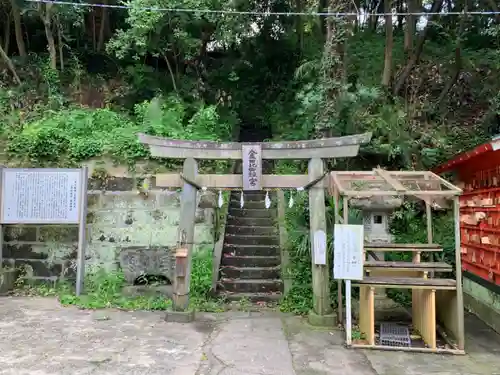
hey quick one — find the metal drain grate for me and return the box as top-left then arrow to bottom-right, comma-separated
379,323 -> 411,347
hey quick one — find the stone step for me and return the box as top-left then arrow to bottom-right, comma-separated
226,216 -> 276,227
226,225 -> 277,236
223,244 -> 279,257
224,234 -> 279,246
219,292 -> 282,303
229,192 -> 271,202
228,208 -> 276,219
228,200 -> 269,209
220,255 -> 280,268
220,279 -> 283,293
220,266 -> 280,280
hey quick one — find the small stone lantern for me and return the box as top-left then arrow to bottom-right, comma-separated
350,196 -> 402,244
350,196 -> 403,310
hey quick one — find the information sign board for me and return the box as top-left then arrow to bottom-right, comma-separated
1,169 -> 82,224
333,224 -> 364,281
0,167 -> 88,296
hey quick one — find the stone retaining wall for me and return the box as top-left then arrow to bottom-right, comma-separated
2,169 -> 215,283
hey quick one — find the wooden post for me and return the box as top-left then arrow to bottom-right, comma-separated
173,157 -> 198,311
277,190 -> 291,295
426,201 -> 433,276
426,202 -> 433,244
453,197 -> 465,350
308,158 -> 334,325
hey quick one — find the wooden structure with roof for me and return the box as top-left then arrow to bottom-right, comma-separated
329,169 -> 465,354
433,135 -> 500,335
433,135 -> 500,284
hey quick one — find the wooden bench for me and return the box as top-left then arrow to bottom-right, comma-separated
364,261 -> 452,273
365,243 -> 443,252
365,243 -> 443,265
355,276 -> 456,349
354,276 -> 456,290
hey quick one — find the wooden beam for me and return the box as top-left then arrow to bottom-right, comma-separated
334,170 -> 432,176
155,174 -> 327,189
343,190 -> 460,197
330,173 -> 345,194
432,172 -> 463,193
374,168 -> 406,192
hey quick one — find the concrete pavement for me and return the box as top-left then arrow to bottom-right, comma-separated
0,298 -> 499,374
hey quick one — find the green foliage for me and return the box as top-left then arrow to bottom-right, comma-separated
384,203 -> 456,306
4,0 -> 500,317
351,327 -> 366,341
15,270 -> 171,310
279,195 -> 314,314
58,270 -> 172,310
107,0 -> 243,62
189,246 -> 226,312
190,247 -> 214,301
391,203 -> 456,268
280,191 -> 364,314
15,247 -> 223,311
5,95 -> 230,166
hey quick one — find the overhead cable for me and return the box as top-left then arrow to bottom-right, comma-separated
24,0 -> 500,18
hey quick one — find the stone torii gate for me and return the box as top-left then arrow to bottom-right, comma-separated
138,132 -> 372,324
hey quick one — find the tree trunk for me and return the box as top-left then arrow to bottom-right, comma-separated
437,2 -> 466,105
164,55 -> 178,93
437,45 -> 462,105
484,0 -> 500,22
0,44 -> 21,85
393,0 -> 444,95
318,0 -> 328,38
353,0 -> 360,31
396,0 -> 404,32
92,11 -> 96,51
97,1 -> 108,52
404,0 -> 417,55
40,4 -> 57,70
10,0 -> 27,60
3,13 -> 11,53
45,22 -> 57,70
57,16 -> 64,72
368,15 -> 379,32
369,0 -> 383,32
382,0 -> 393,87
295,0 -> 304,50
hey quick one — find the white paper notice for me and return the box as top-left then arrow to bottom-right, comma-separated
313,230 -> 327,265
333,224 -> 364,280
1,169 -> 82,224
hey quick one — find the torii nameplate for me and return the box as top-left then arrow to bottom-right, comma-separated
242,144 -> 262,190
137,132 -> 373,160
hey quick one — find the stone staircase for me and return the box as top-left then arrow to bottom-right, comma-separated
218,191 -> 283,302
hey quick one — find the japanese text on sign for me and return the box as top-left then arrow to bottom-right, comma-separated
242,145 -> 262,190
1,169 -> 83,224
333,224 -> 364,280
313,230 -> 327,265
